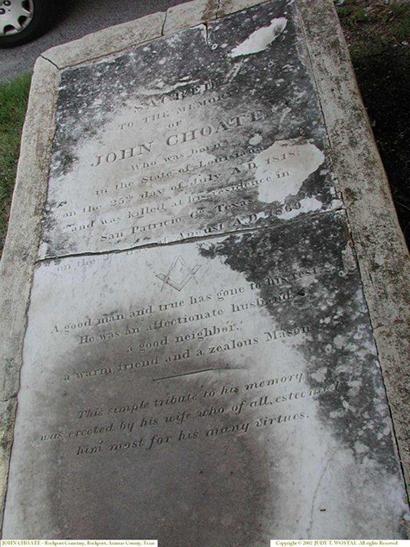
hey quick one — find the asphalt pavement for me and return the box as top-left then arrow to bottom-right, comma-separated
0,0 -> 190,83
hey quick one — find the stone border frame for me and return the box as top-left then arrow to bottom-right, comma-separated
0,0 -> 408,531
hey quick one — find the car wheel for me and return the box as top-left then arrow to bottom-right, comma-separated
0,0 -> 55,48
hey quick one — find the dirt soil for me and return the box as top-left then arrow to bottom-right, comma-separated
337,0 -> 410,248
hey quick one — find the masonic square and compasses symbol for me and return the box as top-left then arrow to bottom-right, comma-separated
155,256 -> 202,291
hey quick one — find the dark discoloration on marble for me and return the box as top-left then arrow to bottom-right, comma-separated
3,247 -> 285,541
41,0 -> 338,259
40,199 -> 77,258
41,367 -> 274,542
51,1 -> 322,178
199,211 -> 402,478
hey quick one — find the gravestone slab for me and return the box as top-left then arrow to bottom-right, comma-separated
1,0 -> 409,543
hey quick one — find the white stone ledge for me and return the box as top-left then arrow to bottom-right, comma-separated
0,56 -> 60,526
42,11 -> 166,69
299,0 -> 410,497
218,0 -> 269,16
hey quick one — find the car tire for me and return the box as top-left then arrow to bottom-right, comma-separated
0,0 -> 56,48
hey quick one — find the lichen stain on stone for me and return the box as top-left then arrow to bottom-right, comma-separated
343,187 -> 359,206
198,210 -> 401,476
49,24 -> 211,181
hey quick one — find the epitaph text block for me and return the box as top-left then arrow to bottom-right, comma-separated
40,1 -> 340,259
3,212 -> 408,540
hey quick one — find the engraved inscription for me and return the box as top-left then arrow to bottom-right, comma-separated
3,1 -> 408,542
39,1 -> 341,258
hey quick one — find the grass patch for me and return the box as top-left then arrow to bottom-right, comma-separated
392,5 -> 410,42
337,0 -> 410,59
0,73 -> 31,251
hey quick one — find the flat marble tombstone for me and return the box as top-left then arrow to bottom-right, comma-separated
1,0 -> 409,543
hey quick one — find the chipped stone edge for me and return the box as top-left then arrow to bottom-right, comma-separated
0,57 -> 60,530
299,0 -> 410,499
41,11 -> 166,70
163,0 -> 218,35
40,0 -> 271,70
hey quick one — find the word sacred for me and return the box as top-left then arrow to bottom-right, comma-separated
133,80 -> 215,110
90,110 -> 264,168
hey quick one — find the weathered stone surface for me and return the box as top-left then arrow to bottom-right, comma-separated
3,211 -> 408,540
0,56 -> 59,526
299,0 -> 410,489
163,0 -> 218,35
1,0 -> 409,541
39,1 -> 340,259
